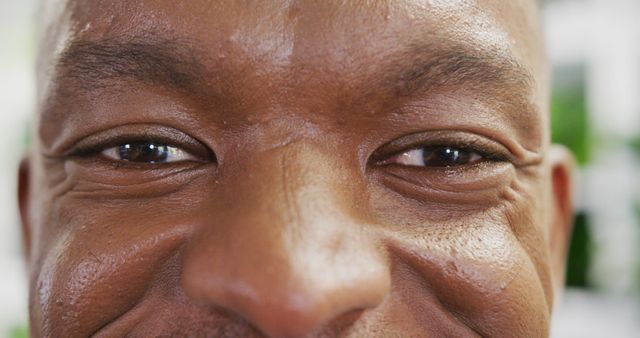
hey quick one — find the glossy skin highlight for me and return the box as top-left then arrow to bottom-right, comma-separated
19,1 -> 574,337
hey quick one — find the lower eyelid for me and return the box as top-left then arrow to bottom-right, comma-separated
59,160 -> 214,199
374,162 -> 515,203
376,172 -> 509,207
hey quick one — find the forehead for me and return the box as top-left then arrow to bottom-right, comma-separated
38,0 -> 547,150
41,0 -> 544,76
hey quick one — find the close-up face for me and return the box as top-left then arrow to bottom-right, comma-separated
19,0 -> 574,337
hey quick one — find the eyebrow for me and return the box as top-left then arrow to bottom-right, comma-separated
47,33 -> 541,153
55,36 -> 206,92
383,41 -> 534,98
54,35 -> 534,108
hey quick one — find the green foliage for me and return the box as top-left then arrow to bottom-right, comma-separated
551,68 -> 594,288
9,325 -> 28,338
631,137 -> 640,155
565,213 -> 593,288
550,85 -> 590,165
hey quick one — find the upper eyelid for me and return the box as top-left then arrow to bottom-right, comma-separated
44,124 -> 203,155
58,125 -> 213,160
370,131 -> 514,164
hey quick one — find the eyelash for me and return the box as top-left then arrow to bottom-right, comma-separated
371,133 -> 511,169
65,125 -> 510,174
378,144 -> 499,168
68,133 -> 214,166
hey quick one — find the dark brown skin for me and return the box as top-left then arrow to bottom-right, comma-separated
19,0 -> 575,337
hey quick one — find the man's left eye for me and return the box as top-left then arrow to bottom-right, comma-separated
101,142 -> 196,163
384,146 -> 484,167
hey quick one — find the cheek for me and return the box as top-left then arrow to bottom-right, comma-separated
29,199 -> 190,338
382,209 -> 550,337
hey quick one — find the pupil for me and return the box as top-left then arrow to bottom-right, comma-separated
424,147 -> 471,167
119,142 -> 169,163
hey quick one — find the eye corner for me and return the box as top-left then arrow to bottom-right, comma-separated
367,149 -> 393,167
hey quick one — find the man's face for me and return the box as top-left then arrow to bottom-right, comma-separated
20,0 -> 573,337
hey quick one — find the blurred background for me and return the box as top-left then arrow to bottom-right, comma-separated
543,0 -> 640,336
1,0 -> 639,337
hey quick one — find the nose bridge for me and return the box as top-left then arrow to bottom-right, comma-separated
181,142 -> 390,337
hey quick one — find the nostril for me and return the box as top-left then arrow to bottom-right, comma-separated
312,309 -> 365,337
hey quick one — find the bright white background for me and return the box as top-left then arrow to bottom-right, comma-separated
1,0 -> 639,337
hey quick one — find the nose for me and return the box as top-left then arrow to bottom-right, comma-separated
181,143 -> 390,337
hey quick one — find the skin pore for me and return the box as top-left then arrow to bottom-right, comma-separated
19,0 -> 574,337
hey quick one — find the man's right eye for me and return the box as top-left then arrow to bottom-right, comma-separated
61,125 -> 215,166
101,141 -> 198,164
